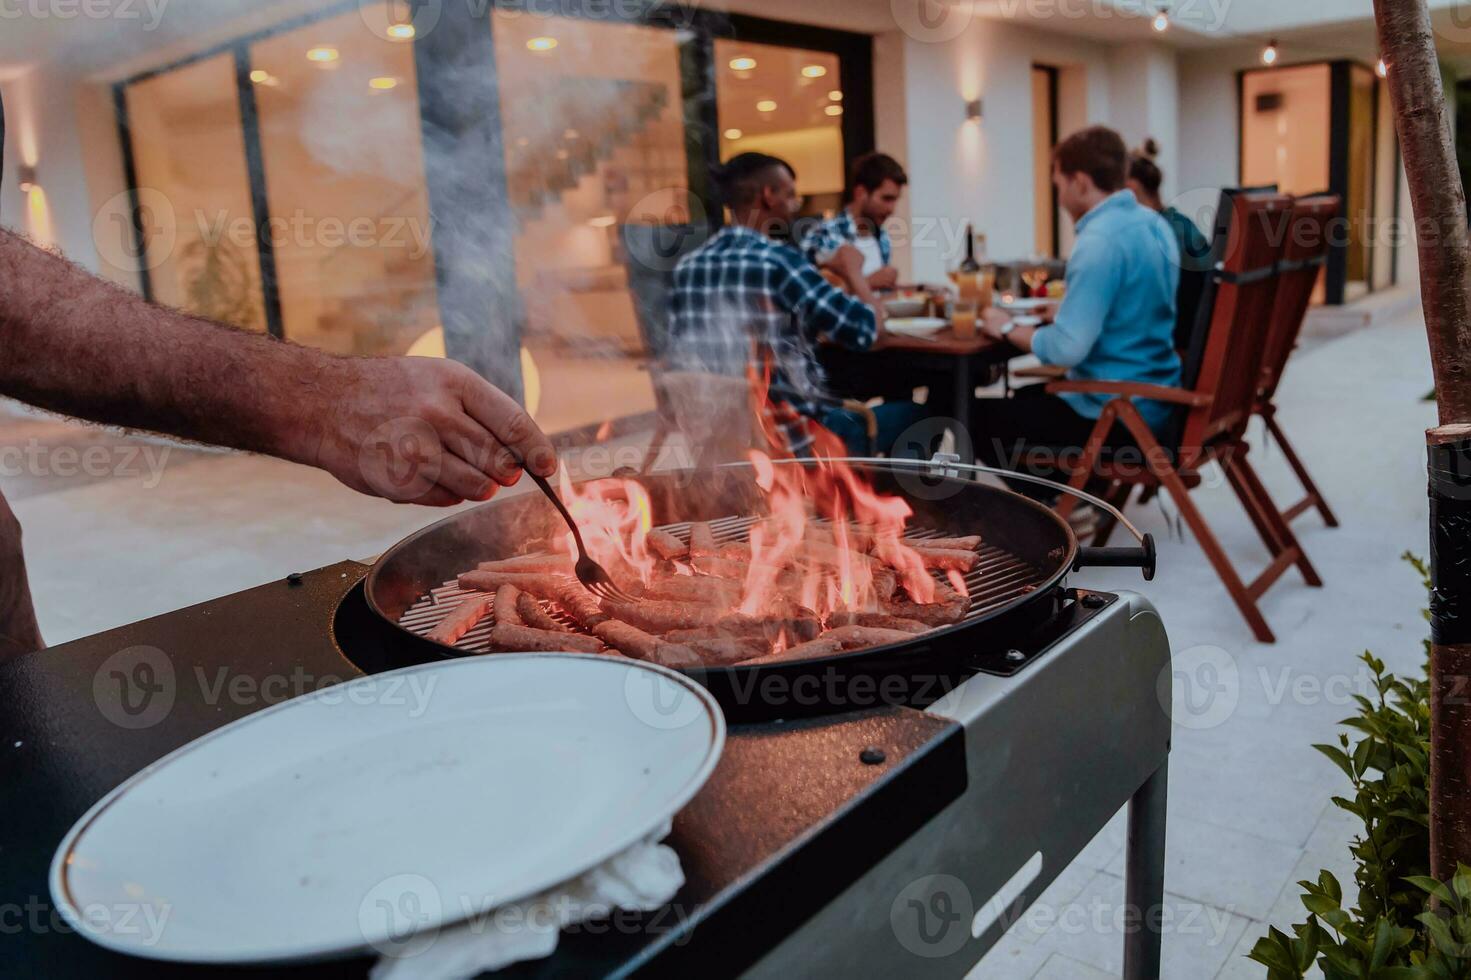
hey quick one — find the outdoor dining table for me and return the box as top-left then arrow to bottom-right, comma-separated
819,329 -> 1022,464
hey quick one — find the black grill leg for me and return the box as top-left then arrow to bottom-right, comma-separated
1123,761 -> 1168,980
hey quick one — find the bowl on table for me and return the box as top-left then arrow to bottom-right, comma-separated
884,295 -> 928,318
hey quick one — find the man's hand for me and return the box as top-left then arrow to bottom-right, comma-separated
302,357 -> 558,507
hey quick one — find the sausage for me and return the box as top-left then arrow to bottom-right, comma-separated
553,580 -> 610,629
591,620 -> 664,660
683,636 -> 769,666
646,528 -> 688,561
515,591 -> 567,632
826,611 -> 931,634
494,585 -> 524,627
426,595 -> 492,645
906,535 -> 981,551
688,522 -> 716,558
489,623 -> 607,654
457,570 -> 570,599
880,595 -> 968,627
601,600 -> 724,633
476,554 -> 574,575
822,624 -> 918,650
908,547 -> 979,573
643,575 -> 740,606
738,636 -> 844,666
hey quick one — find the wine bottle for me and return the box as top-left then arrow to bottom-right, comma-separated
960,223 -> 981,273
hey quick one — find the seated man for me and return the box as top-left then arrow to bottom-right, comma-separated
800,152 -> 907,292
975,126 -> 1182,477
668,152 -> 926,458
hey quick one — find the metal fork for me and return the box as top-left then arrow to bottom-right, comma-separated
521,469 -> 640,606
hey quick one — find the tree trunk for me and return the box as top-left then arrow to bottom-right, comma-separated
1373,0 -> 1471,881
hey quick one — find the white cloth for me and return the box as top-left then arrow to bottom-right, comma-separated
854,235 -> 885,278
371,823 -> 683,980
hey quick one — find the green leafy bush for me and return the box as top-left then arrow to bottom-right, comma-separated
1249,555 -> 1471,978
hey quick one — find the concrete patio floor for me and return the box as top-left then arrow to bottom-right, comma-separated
0,303 -> 1437,978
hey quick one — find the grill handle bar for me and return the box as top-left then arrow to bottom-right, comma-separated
723,455 -> 1157,582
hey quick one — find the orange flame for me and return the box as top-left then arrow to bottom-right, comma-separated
556,470 -> 659,586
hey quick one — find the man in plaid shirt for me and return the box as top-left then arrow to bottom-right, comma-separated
669,153 -> 927,458
799,152 -> 907,292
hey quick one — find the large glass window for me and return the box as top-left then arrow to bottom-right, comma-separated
250,10 -> 438,356
124,55 -> 267,332
491,10 -> 691,433
716,39 -> 845,217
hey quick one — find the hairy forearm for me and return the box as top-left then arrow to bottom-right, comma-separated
0,229 -> 336,464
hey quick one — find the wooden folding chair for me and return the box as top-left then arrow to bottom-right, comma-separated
1050,191 -> 1320,643
1254,193 -> 1342,528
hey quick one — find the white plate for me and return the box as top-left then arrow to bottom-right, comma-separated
51,654 -> 724,965
999,297 -> 1053,311
1011,315 -> 1044,327
886,316 -> 949,335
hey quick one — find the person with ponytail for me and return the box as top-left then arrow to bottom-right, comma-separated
1127,138 -> 1211,274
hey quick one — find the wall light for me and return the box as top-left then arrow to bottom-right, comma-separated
965,98 -> 983,123
1261,39 -> 1278,66
729,56 -> 757,71
801,65 -> 828,79
306,46 -> 339,63
527,36 -> 558,52
17,164 -> 36,194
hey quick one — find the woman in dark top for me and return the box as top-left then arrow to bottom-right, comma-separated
1127,139 -> 1213,352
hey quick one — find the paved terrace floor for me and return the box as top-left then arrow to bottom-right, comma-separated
0,305 -> 1437,978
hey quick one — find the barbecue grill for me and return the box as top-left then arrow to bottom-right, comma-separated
0,455 -> 1173,979
360,456 -> 1156,719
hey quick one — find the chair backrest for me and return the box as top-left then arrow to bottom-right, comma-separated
1177,184 -> 1279,390
619,223 -> 709,362
1257,193 -> 1340,406
1180,190 -> 1293,454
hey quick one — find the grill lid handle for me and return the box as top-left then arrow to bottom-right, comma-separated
1074,535 -> 1157,582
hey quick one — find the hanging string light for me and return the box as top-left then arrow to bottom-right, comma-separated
1376,57 -> 1388,78
1261,38 -> 1279,66
1152,7 -> 1170,33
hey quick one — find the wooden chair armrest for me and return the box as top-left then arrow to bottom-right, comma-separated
1012,364 -> 1068,381
1045,380 -> 1210,407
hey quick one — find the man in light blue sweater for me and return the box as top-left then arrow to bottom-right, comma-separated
974,125 -> 1182,474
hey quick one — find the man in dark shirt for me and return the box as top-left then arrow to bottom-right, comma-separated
0,93 -> 557,658
669,152 -> 926,458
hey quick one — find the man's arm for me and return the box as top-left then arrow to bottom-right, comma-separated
0,229 -> 556,506
777,246 -> 882,351
1025,238 -> 1119,368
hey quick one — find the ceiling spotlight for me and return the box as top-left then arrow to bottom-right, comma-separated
729,56 -> 757,71
249,69 -> 269,83
306,46 -> 339,63
828,90 -> 844,102
825,105 -> 844,117
1376,57 -> 1388,78
387,22 -> 415,40
756,99 -> 777,112
589,215 -> 617,228
516,137 -> 530,147
1261,39 -> 1278,66
527,36 -> 558,52
369,76 -> 399,90
724,128 -> 743,140
1151,8 -> 1169,32
801,65 -> 828,79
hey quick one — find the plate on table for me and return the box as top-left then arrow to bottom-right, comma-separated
886,316 -> 949,335
51,654 -> 724,965
1010,315 -> 1044,328
998,297 -> 1053,312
